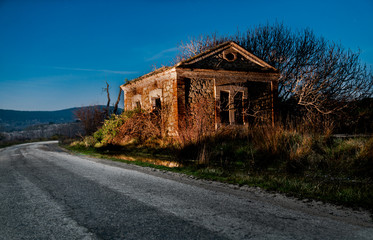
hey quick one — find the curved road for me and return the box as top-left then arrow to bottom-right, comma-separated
0,141 -> 372,239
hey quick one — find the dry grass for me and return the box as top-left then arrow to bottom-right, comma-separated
69,108 -> 373,211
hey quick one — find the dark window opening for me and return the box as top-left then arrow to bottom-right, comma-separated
234,92 -> 243,124
226,53 -> 235,61
152,97 -> 161,110
223,51 -> 237,62
220,91 -> 229,124
135,101 -> 141,109
155,98 -> 161,109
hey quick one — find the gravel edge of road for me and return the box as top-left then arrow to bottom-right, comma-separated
53,141 -> 373,227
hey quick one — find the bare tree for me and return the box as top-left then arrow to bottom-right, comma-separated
74,106 -> 105,136
102,81 -> 124,116
103,82 -> 111,118
113,86 -> 123,115
177,23 -> 373,118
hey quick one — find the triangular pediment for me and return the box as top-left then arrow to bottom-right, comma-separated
176,41 -> 277,73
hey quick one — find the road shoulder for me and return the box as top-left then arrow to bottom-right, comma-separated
55,142 -> 373,227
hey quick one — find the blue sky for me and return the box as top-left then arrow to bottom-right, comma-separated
0,0 -> 372,111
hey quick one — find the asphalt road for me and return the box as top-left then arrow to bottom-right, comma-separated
0,141 -> 372,240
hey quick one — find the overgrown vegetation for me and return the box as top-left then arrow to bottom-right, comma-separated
65,109 -> 373,211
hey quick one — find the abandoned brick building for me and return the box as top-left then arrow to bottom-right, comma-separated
120,41 -> 279,135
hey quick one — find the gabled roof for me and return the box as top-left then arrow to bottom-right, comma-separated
176,41 -> 278,71
121,41 -> 278,88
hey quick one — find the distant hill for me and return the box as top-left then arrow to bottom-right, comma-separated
0,106 -> 122,132
0,122 -> 84,143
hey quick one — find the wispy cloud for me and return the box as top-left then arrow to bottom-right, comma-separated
146,47 -> 179,61
0,75 -> 86,88
52,66 -> 137,75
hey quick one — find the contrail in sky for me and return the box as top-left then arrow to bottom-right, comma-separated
53,66 -> 137,75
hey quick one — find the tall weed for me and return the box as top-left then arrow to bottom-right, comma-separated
355,137 -> 373,178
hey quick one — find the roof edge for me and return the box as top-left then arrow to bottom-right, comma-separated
121,41 -> 279,88
175,41 -> 232,66
121,66 -> 175,88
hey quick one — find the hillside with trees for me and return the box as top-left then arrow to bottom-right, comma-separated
0,108 -> 79,132
0,106 -> 123,144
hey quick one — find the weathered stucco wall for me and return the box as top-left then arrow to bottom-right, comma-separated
121,68 -> 179,135
177,76 -> 215,131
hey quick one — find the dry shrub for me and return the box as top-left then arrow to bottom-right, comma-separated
177,96 -> 215,146
74,106 -> 105,135
355,137 -> 373,178
113,111 -> 161,144
291,135 -> 313,159
244,124 -> 336,174
175,125 -> 249,166
248,125 -> 299,155
245,125 -> 301,171
281,112 -> 335,136
83,136 -> 97,147
175,96 -> 216,165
